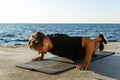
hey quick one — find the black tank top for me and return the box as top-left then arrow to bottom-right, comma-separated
47,34 -> 85,60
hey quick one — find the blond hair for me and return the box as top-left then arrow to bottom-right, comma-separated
28,32 -> 46,50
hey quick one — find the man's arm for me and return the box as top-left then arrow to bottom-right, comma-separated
76,40 -> 94,70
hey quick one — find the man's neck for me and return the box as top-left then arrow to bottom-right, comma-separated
46,38 -> 53,50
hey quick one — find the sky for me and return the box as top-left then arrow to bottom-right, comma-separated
0,0 -> 120,23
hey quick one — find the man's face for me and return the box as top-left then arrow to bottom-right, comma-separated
37,40 -> 48,54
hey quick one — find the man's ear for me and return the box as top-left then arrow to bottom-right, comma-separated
45,42 -> 48,46
43,39 -> 47,45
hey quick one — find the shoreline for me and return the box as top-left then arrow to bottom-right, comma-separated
0,41 -> 120,47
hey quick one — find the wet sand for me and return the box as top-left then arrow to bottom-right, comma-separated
0,42 -> 120,80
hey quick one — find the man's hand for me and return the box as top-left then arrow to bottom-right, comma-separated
32,56 -> 44,61
32,53 -> 44,61
76,64 -> 88,70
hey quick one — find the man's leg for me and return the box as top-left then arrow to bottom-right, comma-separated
93,32 -> 108,51
93,37 -> 102,52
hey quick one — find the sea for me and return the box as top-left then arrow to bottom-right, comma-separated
0,24 -> 120,46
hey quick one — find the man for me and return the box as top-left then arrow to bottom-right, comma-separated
28,32 -> 107,70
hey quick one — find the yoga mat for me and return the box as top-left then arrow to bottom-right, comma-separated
16,51 -> 115,74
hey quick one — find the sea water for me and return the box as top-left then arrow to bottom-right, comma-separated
0,24 -> 120,46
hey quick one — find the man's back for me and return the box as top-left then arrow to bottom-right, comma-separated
47,34 -> 85,60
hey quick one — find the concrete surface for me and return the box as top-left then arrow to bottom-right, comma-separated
0,42 -> 120,80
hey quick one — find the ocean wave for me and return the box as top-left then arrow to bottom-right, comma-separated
0,24 -> 120,46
